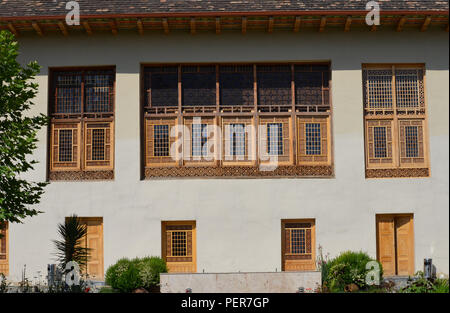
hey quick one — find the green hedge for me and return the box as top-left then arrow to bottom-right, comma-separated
322,251 -> 383,292
105,256 -> 168,293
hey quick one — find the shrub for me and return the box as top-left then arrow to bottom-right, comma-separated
105,256 -> 168,292
323,251 -> 383,292
401,272 -> 449,293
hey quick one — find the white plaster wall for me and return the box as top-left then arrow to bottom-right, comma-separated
7,29 -> 448,282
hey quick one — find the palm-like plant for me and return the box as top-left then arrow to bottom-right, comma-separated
53,215 -> 90,272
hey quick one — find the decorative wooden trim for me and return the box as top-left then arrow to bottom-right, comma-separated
190,17 -> 196,35
281,219 -> 316,271
50,122 -> 82,171
162,18 -> 169,34
31,22 -> 43,36
49,170 -> 114,181
297,116 -> 331,165
7,22 -> 19,36
145,165 -> 333,179
137,18 -> 144,35
84,121 -> 114,170
319,16 -> 327,32
145,117 -> 178,167
268,16 -> 274,33
215,17 -> 221,34
0,222 -> 9,276
82,21 -> 93,35
294,16 -> 301,32
242,16 -> 247,34
344,16 -> 352,32
396,16 -> 407,32
162,221 -> 197,273
366,168 -> 429,178
57,21 -> 68,36
109,19 -> 118,35
420,16 -> 432,32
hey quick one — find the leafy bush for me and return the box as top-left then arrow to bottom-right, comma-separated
105,256 -> 167,293
323,251 -> 383,292
432,278 -> 449,293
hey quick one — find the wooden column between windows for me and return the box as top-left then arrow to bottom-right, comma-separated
253,64 -> 259,167
391,65 -> 399,167
177,65 -> 183,167
291,64 -> 297,165
215,65 -> 221,167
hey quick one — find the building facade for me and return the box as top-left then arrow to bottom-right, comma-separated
0,1 -> 448,282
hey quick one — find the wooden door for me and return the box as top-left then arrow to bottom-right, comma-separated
0,222 -> 8,276
376,214 -> 414,276
281,219 -> 316,271
376,215 -> 396,276
79,217 -> 104,280
395,215 -> 414,275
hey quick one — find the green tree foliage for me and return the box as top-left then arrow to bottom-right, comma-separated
0,30 -> 48,232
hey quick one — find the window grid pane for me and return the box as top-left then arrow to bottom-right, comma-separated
373,126 -> 387,158
230,124 -> 246,156
171,231 -> 187,256
154,125 -> 170,157
92,129 -> 105,161
396,70 -> 419,108
56,74 -> 82,113
405,126 -> 419,158
291,229 -> 306,254
366,70 -> 393,108
58,130 -> 73,162
267,123 -> 283,155
305,123 -> 321,155
192,124 -> 207,157
85,73 -> 113,113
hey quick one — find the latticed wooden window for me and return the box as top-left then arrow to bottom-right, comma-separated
363,65 -> 428,174
219,65 -> 254,106
191,124 -> 208,157
52,69 -> 114,114
366,120 -> 393,166
297,117 -> 329,164
267,123 -> 283,156
260,117 -> 291,163
363,69 -> 393,109
144,66 -> 179,107
282,220 -> 315,271
222,117 -> 254,163
145,118 -> 177,166
183,118 -> 216,164
0,222 -> 8,276
230,124 -> 246,156
182,65 -> 216,106
162,221 -> 196,273
50,123 -> 81,171
399,120 -> 425,166
294,64 -> 330,110
257,65 -> 291,106
84,122 -> 113,169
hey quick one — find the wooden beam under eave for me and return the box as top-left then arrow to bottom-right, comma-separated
162,18 -> 169,34
396,16 -> 407,32
420,16 -> 432,32
190,17 -> 196,35
215,17 -> 221,34
319,16 -> 327,32
242,17 -> 247,34
268,16 -> 274,33
57,21 -> 69,36
294,16 -> 301,32
370,24 -> 377,32
110,20 -> 118,35
137,19 -> 144,35
32,22 -> 43,36
7,23 -> 19,37
344,16 -> 352,32
82,21 -> 93,35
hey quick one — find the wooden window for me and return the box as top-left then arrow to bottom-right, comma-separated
219,65 -> 254,106
144,66 -> 179,107
297,117 -> 330,165
376,214 -> 414,276
84,122 -> 113,170
182,66 -> 216,106
183,118 -> 216,165
162,221 -> 196,273
259,117 -> 292,164
222,117 -> 254,165
282,219 -> 315,271
399,119 -> 426,167
49,68 -> 115,179
294,64 -> 330,112
50,123 -> 81,171
0,222 -> 8,276
363,65 -> 428,176
145,118 -> 177,167
257,65 -> 291,108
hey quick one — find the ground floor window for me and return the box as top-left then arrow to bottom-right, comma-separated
281,219 -> 316,271
0,222 -> 8,276
161,221 -> 196,273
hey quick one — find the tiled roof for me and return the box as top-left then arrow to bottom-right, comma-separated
0,0 -> 448,18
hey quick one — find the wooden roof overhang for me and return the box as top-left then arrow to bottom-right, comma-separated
0,10 -> 448,37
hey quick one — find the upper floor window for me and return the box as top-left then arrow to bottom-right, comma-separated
49,68 -> 115,180
363,64 -> 429,178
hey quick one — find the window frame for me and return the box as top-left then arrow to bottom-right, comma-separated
281,219 -> 316,271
